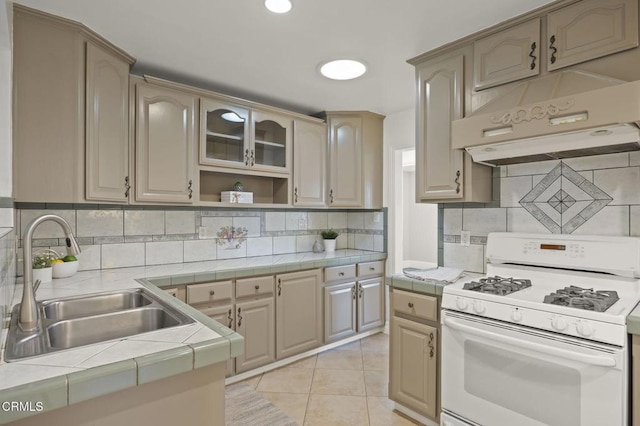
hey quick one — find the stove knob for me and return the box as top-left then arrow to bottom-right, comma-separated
576,321 -> 594,337
511,309 -> 523,323
551,316 -> 568,331
473,300 -> 486,314
456,298 -> 469,311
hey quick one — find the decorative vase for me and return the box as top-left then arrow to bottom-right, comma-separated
323,239 -> 337,252
32,267 -> 52,283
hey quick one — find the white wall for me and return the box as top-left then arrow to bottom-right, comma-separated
383,108 -> 438,273
402,169 -> 437,266
0,0 -> 12,200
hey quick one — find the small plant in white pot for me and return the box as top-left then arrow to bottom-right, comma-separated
320,229 -> 339,252
32,252 -> 55,283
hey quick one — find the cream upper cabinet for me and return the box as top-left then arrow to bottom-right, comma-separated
12,5 -> 134,204
414,53 -> 492,203
547,0 -> 638,71
293,120 -> 327,207
325,111 -> 383,208
135,82 -> 196,204
275,269 -> 323,359
85,42 -> 130,203
416,55 -> 465,201
473,19 -> 540,90
200,99 -> 292,175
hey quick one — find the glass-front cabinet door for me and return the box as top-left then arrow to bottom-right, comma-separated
251,110 -> 292,174
200,98 -> 250,168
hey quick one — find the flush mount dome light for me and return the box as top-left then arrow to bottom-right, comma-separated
221,112 -> 244,123
320,59 -> 367,80
265,0 -> 292,13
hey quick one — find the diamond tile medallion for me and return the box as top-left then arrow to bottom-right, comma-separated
519,163 -> 613,234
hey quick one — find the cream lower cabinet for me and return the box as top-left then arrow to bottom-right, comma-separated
324,281 -> 358,342
357,277 -> 384,332
134,80 -> 196,204
201,304 -> 235,376
235,297 -> 275,373
389,289 -> 439,422
275,269 -> 323,359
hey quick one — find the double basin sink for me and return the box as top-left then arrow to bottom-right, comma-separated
5,288 -> 194,362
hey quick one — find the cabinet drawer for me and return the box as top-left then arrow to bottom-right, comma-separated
392,290 -> 437,321
357,261 -> 384,277
163,287 -> 185,302
236,276 -> 274,298
324,265 -> 356,282
187,280 -> 233,304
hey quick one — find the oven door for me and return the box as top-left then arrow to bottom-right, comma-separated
441,310 -> 627,426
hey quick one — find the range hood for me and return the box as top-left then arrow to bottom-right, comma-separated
452,71 -> 640,166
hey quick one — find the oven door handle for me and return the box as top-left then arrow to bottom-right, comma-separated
443,318 -> 617,367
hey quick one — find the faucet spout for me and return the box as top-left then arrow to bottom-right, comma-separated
20,214 -> 81,331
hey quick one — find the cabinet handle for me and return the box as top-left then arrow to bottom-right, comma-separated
245,148 -> 250,166
277,278 -> 282,296
329,189 -> 334,204
454,170 -> 461,194
358,284 -> 363,299
549,35 -> 557,64
338,272 -> 345,277
352,286 -> 356,300
227,308 -> 233,328
529,41 -> 537,70
428,332 -> 435,358
237,307 -> 242,327
124,176 -> 131,198
188,179 -> 193,199
408,302 -> 414,309
255,285 -> 260,290
209,290 -> 215,296
369,267 -> 375,271
250,149 -> 255,167
294,187 -> 298,203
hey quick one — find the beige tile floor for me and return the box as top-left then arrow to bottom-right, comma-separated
235,332 -> 419,426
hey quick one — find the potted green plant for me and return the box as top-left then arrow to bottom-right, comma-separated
32,251 -> 55,283
320,229 -> 339,252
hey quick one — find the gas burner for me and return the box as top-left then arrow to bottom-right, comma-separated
463,276 -> 532,296
543,285 -> 619,312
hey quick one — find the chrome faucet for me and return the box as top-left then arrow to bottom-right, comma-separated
20,214 -> 81,331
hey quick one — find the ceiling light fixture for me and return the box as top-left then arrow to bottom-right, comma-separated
320,59 -> 367,81
221,112 -> 244,123
265,0 -> 292,14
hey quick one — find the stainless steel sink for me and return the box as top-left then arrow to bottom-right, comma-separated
41,289 -> 153,320
4,288 -> 194,361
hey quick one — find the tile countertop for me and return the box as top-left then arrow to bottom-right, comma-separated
0,249 -> 386,424
626,304 -> 640,336
385,271 -> 482,297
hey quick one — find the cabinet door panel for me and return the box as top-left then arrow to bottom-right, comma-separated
199,98 -> 250,169
357,278 -> 384,332
235,298 -> 275,373
252,110 -> 292,174
473,19 -> 540,90
275,269 -> 323,359
390,316 -> 437,418
547,0 -> 639,70
86,42 -> 130,203
199,304 -> 235,376
293,120 -> 327,206
135,83 -> 195,203
328,115 -> 363,207
324,282 -> 357,342
416,55 -> 464,201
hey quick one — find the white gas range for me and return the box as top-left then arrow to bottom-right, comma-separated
440,232 -> 640,426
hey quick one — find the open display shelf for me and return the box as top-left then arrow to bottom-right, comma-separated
199,170 -> 289,205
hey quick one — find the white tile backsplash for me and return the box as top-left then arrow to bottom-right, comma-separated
233,217 -> 261,237
201,217 -> 231,235
462,208 -> 506,237
21,210 -> 76,239
570,206 -> 630,236
184,239 -> 217,262
347,212 -> 364,229
443,243 -> 484,274
217,244 -> 247,260
631,206 -> 640,237
264,212 -> 285,232
443,209 -> 462,235
563,152 -> 629,171
145,241 -> 183,266
165,211 -> 195,235
247,237 -> 273,257
500,176 -> 532,208
296,235 -> 315,253
594,167 -> 640,205
102,243 -> 145,269
354,234 -> 374,251
328,212 -> 347,229
124,211 -> 164,236
285,212 -> 307,231
273,236 -> 296,254
77,210 -> 123,237
506,160 -> 559,177
307,212 -> 328,231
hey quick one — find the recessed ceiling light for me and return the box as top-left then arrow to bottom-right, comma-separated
320,59 -> 367,80
265,0 -> 292,14
221,112 -> 244,123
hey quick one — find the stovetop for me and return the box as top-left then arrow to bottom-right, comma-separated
463,276 -> 532,296
543,286 -> 620,312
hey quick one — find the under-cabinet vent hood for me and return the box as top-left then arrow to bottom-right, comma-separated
452,71 -> 640,166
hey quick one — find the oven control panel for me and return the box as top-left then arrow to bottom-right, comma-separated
486,232 -> 640,278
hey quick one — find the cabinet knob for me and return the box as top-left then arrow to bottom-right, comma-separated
255,285 -> 260,290
338,272 -> 345,276
209,290 -> 215,296
408,302 -> 414,309
369,267 -> 375,271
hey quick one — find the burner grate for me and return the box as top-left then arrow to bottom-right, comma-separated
543,285 -> 619,312
463,276 -> 532,296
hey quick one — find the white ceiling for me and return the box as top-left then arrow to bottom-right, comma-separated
15,0 -> 557,115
